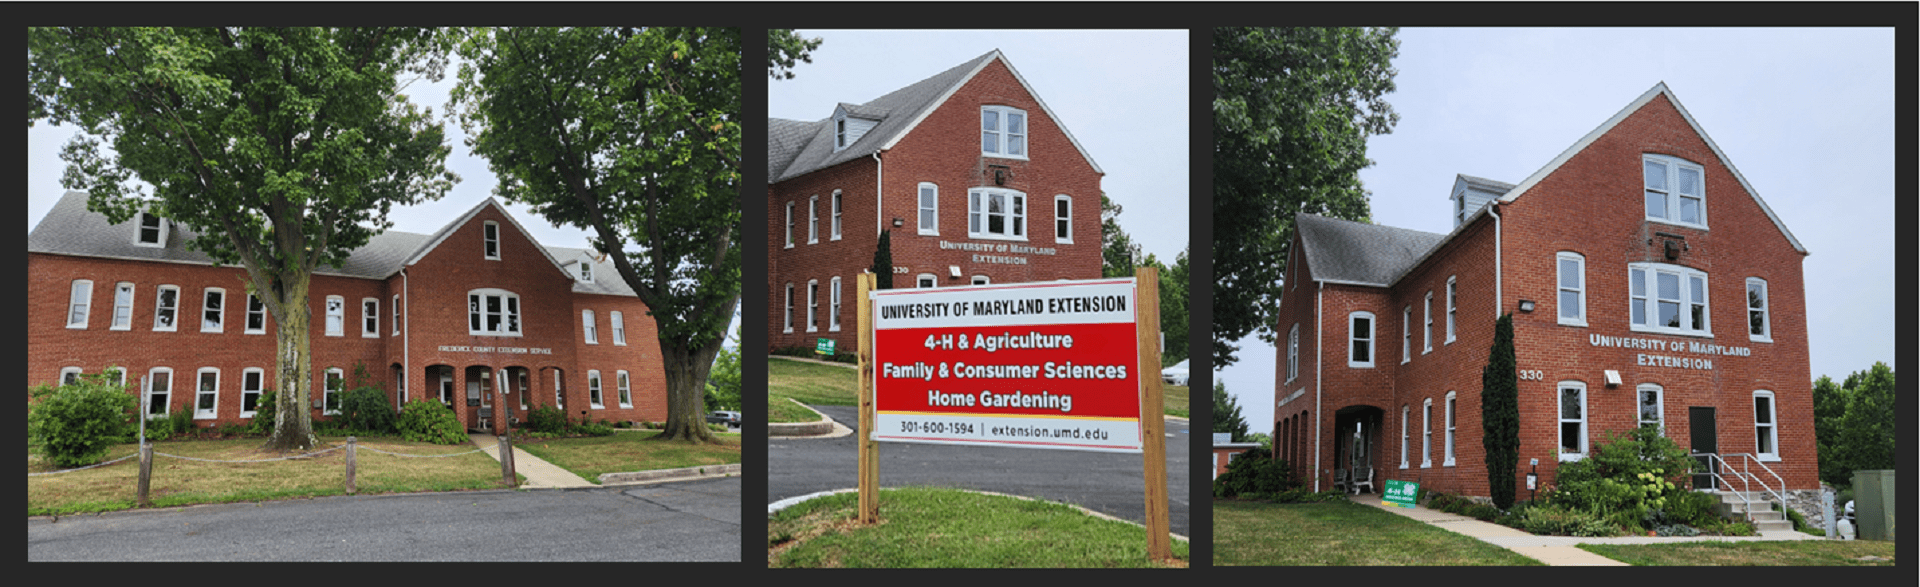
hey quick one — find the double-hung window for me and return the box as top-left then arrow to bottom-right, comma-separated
588,370 -> 604,409
611,311 -> 626,345
1446,277 -> 1457,344
113,282 -> 136,330
808,195 -> 819,244
1644,154 -> 1706,228
831,190 -> 844,240
1638,383 -> 1664,430
1753,390 -> 1778,460
154,285 -> 180,332
391,294 -> 400,336
202,288 -> 225,332
325,296 -> 344,336
246,294 -> 267,334
918,183 -> 938,235
784,202 -> 795,248
1421,398 -> 1433,468
1558,252 -> 1587,326
1629,263 -> 1709,335
467,289 -> 522,336
241,368 -> 264,418
1054,195 -> 1073,243
1423,292 -> 1433,354
783,283 -> 794,333
1400,307 -> 1411,364
1746,278 -> 1771,342
1348,311 -> 1375,368
1444,392 -> 1457,466
829,277 -> 842,331
1559,381 -> 1587,460
1286,324 -> 1299,383
617,371 -> 632,408
323,368 -> 343,415
806,280 -> 819,332
195,368 -> 220,419
583,310 -> 598,344
362,298 -> 378,338
67,279 -> 93,329
483,221 -> 501,260
135,212 -> 167,246
146,367 -> 173,415
1399,405 -> 1410,468
968,188 -> 1026,240
981,105 -> 1027,158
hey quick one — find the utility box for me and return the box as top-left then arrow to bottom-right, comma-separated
1852,469 -> 1896,542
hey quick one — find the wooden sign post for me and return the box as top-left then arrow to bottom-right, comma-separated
1135,266 -> 1172,562
857,272 -> 879,525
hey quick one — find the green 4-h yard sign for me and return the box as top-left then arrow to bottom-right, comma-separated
816,338 -> 836,356
1383,479 -> 1419,508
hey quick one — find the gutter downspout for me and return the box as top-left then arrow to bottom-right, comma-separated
1488,203 -> 1502,316
872,151 -> 884,238
1313,281 -> 1324,493
402,267 -> 410,410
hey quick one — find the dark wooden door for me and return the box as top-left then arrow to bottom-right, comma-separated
1689,407 -> 1717,489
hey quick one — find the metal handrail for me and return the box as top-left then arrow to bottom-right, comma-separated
1692,452 -> 1788,524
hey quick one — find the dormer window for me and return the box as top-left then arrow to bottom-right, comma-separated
981,105 -> 1027,159
135,212 -> 167,247
835,116 -> 848,150
577,259 -> 593,283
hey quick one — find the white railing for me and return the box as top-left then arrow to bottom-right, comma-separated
1692,452 -> 1787,522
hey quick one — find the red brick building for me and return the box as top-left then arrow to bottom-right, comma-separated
1270,84 -> 1820,521
29,192 -> 668,432
767,50 -> 1104,353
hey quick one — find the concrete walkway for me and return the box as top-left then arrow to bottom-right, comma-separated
1350,493 -> 1823,566
467,433 -> 596,489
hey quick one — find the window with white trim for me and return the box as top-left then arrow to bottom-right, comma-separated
467,289 -> 522,336
784,202 -> 795,248
1444,391 -> 1457,466
1286,324 -> 1299,383
1629,263 -> 1709,335
617,371 -> 632,408
1399,405 -> 1410,468
808,195 -> 819,244
1558,252 -> 1586,326
67,279 -> 93,329
549,370 -> 561,409
1638,383 -> 1664,430
113,282 -> 136,330
918,183 -> 938,235
588,370 -> 604,409
1753,390 -> 1778,460
1423,291 -> 1433,354
783,283 -> 794,333
1400,306 -> 1411,364
241,368 -> 264,418
323,368 -> 343,415
829,277 -> 842,331
967,188 -> 1026,240
1421,398 -> 1433,468
1559,381 -> 1587,460
806,280 -> 819,332
324,295 -> 344,336
1746,278 -> 1771,342
1446,276 -> 1457,344
917,274 -> 936,289
1644,154 -> 1705,228
361,298 -> 378,338
154,285 -> 180,332
483,221 -> 501,260
391,294 -> 400,336
195,368 -> 220,419
577,260 -> 592,283
611,311 -> 626,345
583,309 -> 597,344
135,212 -> 168,247
201,288 -> 226,332
831,190 -> 844,240
60,367 -> 83,386
246,294 -> 267,335
1348,311 -> 1375,368
146,367 -> 173,416
835,116 -> 847,150
981,105 -> 1027,158
1053,195 -> 1073,243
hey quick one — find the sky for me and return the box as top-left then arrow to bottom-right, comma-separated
1217,28 -> 1898,433
765,29 -> 1193,266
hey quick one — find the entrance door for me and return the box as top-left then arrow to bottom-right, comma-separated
467,381 -> 483,430
1689,407 -> 1717,489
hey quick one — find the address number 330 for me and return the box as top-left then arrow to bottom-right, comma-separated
1516,369 -> 1546,381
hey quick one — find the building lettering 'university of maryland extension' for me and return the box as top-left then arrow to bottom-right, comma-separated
1271,84 -> 1822,522
30,193 -> 668,432
767,50 -> 1104,353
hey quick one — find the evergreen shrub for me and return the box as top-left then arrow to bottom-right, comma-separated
28,375 -> 138,467
398,400 -> 468,445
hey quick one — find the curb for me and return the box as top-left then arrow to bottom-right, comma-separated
768,398 -> 853,438
600,463 -> 742,486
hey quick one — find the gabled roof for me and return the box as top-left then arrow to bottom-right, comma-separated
1455,174 -> 1515,195
768,49 -> 1103,184
398,197 -> 572,281
1294,213 -> 1447,288
1498,82 -> 1806,254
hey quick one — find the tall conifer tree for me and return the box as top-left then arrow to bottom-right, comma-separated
1481,313 -> 1519,508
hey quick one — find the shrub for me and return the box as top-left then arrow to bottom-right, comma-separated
1516,502 -> 1618,537
398,400 -> 468,445
247,389 -> 278,435
336,386 -> 397,434
28,374 -> 138,467
1465,504 -> 1504,521
1549,425 -> 1694,532
574,421 -> 616,436
1213,448 -> 1295,498
525,405 -> 568,434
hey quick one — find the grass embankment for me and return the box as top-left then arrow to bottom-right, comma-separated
768,356 -> 1193,422
768,487 -> 1187,568
1580,540 -> 1897,566
514,430 -> 742,483
1213,499 -> 1544,565
28,436 -> 506,516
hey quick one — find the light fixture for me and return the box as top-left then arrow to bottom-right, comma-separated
891,217 -> 904,227
1603,370 -> 1622,388
1517,299 -> 1536,313
948,265 -> 962,278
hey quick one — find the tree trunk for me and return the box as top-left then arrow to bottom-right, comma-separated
263,273 -> 318,451
651,337 -> 724,444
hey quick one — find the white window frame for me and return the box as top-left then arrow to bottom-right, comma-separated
583,309 -> 598,344
1423,291 -> 1433,354
1446,276 -> 1457,344
67,279 -> 93,329
784,202 -> 795,248
112,282 -> 136,331
1746,277 -> 1772,342
134,212 -> 168,247
1643,154 -> 1707,229
783,283 -> 794,333
1557,252 -> 1587,327
483,221 -> 501,260
577,260 -> 593,283
153,284 -> 180,332
60,366 -> 83,386
195,368 -> 220,420
1559,381 -> 1587,461
918,183 -> 939,236
831,190 -> 844,240
323,367 -> 343,415
246,293 -> 267,335
829,277 -> 842,332
361,297 -> 379,338
1421,397 -> 1433,468
917,274 -> 936,289
1053,195 -> 1073,244
808,195 -> 819,244
588,370 -> 604,409
1753,390 -> 1779,461
1348,311 -> 1375,368
967,187 -> 1027,241
1399,404 -> 1410,469
1444,391 -> 1457,466
1629,262 -> 1711,336
467,289 -> 522,337
240,368 -> 264,418
200,288 -> 226,333
611,311 -> 627,345
1286,324 -> 1299,383
980,104 -> 1028,159
806,279 -> 819,332
617,370 -> 632,408
146,367 -> 173,416
1401,306 -> 1411,364
324,295 -> 344,337
391,294 -> 400,336
1638,383 -> 1664,431
834,116 -> 847,150
971,275 -> 989,286
550,370 -> 561,410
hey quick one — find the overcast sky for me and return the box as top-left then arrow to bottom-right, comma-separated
1217,27 -> 1898,432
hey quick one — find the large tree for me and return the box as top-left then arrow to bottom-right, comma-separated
1211,27 -> 1400,366
1160,248 -> 1191,366
1212,381 -> 1250,442
767,29 -> 822,80
1100,193 -> 1140,278
29,27 -> 457,451
452,27 -> 740,443
1817,362 -> 1896,487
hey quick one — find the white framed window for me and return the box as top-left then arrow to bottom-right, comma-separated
483,221 -> 501,260
784,202 -> 795,248
968,188 -> 1026,240
146,367 -> 173,416
467,289 -> 522,336
1348,311 -> 1375,368
200,288 -> 226,332
246,293 -> 267,335
783,283 -> 794,333
1286,324 -> 1299,383
323,368 -> 343,415
831,190 -> 844,240
834,116 -> 847,150
588,370 -> 604,409
1630,262 -> 1710,336
550,370 -> 562,410
1746,278 -> 1771,342
1446,276 -> 1457,344
135,212 -> 167,247
611,311 -> 627,345
917,274 -> 936,289
195,368 -> 220,419
918,183 -> 939,236
67,279 -> 93,329
583,309 -> 598,344
808,195 -> 819,244
1401,306 -> 1411,364
391,294 -> 400,336
617,371 -> 632,408
971,275 -> 989,286
1399,404 -> 1410,469
1638,383 -> 1664,431
1753,390 -> 1778,461
1444,391 -> 1457,466
361,298 -> 378,338
112,282 -> 136,330
981,105 -> 1028,159
829,277 -> 842,332
1558,252 -> 1586,327
1423,291 -> 1433,354
154,285 -> 180,332
240,368 -> 264,418
1559,381 -> 1587,461
1421,397 -> 1433,468
806,279 -> 819,332
1053,195 -> 1073,244
60,367 -> 83,386
325,295 -> 344,336
1643,154 -> 1706,228
515,369 -> 527,411
577,260 -> 593,283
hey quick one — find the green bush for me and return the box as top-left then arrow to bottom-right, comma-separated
1515,502 -> 1619,537
28,374 -> 138,468
525,404 -> 568,433
1548,425 -> 1694,531
336,386 -> 398,434
397,400 -> 468,445
1213,448 -> 1296,498
247,389 -> 278,435
574,421 -> 616,436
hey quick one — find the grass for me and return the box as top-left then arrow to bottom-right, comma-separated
513,430 -> 741,483
1162,383 -> 1189,418
1580,540 -> 1897,566
1213,499 -> 1545,565
767,356 -> 1193,422
768,487 -> 1187,568
28,436 -> 508,516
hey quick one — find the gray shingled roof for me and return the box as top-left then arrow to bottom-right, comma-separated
768,50 -> 1000,184
1457,174 -> 1515,194
1294,213 -> 1447,287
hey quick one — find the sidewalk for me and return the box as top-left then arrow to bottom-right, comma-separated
467,433 -> 596,489
1350,493 -> 1822,566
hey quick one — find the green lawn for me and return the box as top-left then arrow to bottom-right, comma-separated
514,430 -> 741,483
1213,499 -> 1545,565
769,487 -> 1187,568
767,356 -> 1191,422
1580,540 -> 1897,566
